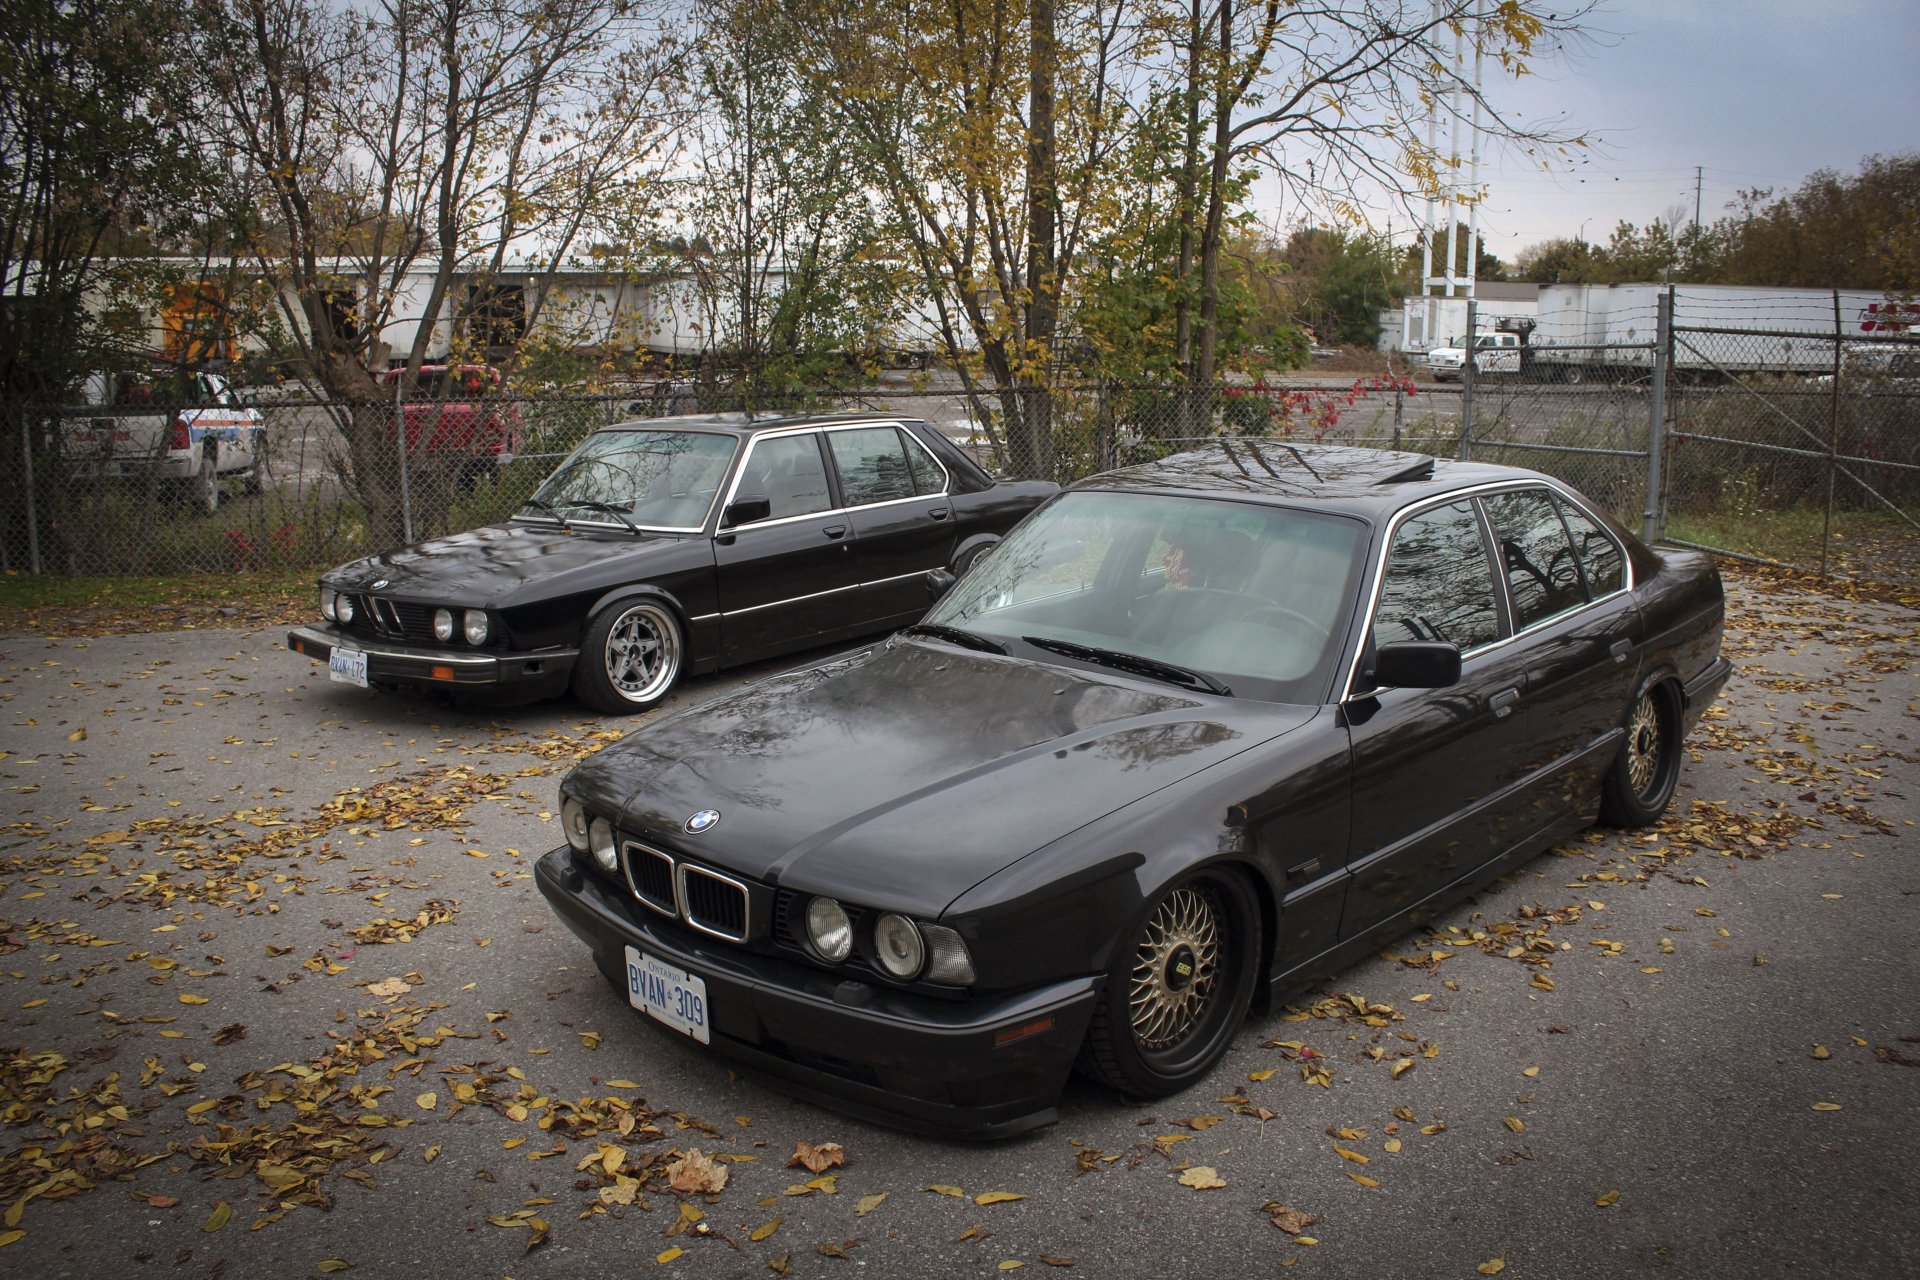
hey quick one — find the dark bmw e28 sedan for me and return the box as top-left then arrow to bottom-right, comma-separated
288,413 -> 1055,712
534,442 -> 1731,1137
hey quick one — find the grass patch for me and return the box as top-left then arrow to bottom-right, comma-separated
0,568 -> 318,636
1664,505 -> 1916,575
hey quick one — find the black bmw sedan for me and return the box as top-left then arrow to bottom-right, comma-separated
534,442 -> 1731,1137
287,413 -> 1055,712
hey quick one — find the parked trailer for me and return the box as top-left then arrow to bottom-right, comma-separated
1405,284 -> 1910,383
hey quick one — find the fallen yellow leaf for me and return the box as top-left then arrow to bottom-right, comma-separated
1478,1257 -> 1507,1276
1178,1167 -> 1227,1190
975,1190 -> 1026,1205
1595,1189 -> 1621,1207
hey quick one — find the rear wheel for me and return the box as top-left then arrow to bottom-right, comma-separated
1078,868 -> 1259,1097
192,447 -> 221,513
1600,682 -> 1682,826
572,598 -> 684,714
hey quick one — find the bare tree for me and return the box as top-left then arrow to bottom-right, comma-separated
198,0 -> 689,546
1143,0 -> 1594,425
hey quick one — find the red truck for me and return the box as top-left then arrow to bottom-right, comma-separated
383,365 -> 522,487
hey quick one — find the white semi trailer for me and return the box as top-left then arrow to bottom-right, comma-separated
1405,284 -> 1911,383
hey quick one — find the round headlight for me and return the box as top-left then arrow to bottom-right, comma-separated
335,593 -> 355,623
433,608 -> 455,641
463,609 -> 489,645
560,796 -> 590,852
320,587 -> 337,620
804,896 -> 853,964
873,913 -> 925,979
588,817 -> 617,873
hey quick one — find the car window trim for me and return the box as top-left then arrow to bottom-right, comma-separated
1341,479 -> 1636,703
717,420 -> 952,533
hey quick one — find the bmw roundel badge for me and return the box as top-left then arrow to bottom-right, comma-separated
684,809 -> 721,835
372,578 -> 390,590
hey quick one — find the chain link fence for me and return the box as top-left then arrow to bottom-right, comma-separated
4,325 -> 1916,586
1662,329 -> 1920,582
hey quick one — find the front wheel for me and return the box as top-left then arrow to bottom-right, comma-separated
572,598 -> 684,714
1078,868 -> 1259,1097
1599,682 -> 1682,827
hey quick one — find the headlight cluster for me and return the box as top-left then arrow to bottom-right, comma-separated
802,895 -> 974,986
320,587 -> 354,623
560,795 -> 617,874
432,607 -> 490,644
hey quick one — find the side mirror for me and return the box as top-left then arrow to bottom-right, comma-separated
1371,641 -> 1462,690
722,495 -> 772,527
926,568 -> 957,601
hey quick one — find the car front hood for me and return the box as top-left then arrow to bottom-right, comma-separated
575,638 -> 1314,915
326,523 -> 683,604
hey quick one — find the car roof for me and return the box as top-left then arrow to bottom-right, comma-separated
1074,441 -> 1559,520
593,412 -> 938,440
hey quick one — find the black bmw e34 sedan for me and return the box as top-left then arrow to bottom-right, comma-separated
534,441 -> 1731,1138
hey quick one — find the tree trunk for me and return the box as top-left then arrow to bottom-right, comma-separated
1015,0 -> 1060,480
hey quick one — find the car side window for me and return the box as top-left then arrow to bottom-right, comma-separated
1372,500 -> 1500,652
828,427 -> 917,506
899,428 -> 947,496
1482,489 -> 1587,629
1551,496 -> 1624,597
737,434 -> 832,520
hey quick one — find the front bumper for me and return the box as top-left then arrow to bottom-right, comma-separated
286,624 -> 575,694
534,847 -> 1100,1140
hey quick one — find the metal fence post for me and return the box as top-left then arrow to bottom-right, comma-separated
1459,298 -> 1477,461
394,380 -> 414,545
20,405 -> 42,575
1643,291 -> 1671,544
1822,290 -> 1842,577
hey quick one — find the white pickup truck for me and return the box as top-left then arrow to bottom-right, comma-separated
1425,331 -> 1523,382
65,369 -> 267,512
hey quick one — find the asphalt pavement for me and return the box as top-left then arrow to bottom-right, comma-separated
0,572 -> 1915,1279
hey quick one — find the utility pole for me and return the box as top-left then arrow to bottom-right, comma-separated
1693,165 -> 1704,232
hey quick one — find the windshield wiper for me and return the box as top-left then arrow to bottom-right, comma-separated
901,623 -> 1008,655
520,497 -> 573,532
1019,635 -> 1232,696
573,499 -> 642,535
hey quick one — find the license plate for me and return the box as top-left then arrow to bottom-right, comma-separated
625,946 -> 710,1044
328,646 -> 369,687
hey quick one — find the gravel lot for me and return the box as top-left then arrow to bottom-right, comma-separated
1,571 -> 1915,1279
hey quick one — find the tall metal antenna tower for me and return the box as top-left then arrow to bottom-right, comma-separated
1417,1 -> 1486,349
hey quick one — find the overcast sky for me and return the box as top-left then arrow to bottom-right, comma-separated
1392,0 -> 1920,262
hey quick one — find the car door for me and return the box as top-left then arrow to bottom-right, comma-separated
1481,487 -> 1642,825
1339,497 -> 1536,939
828,425 -> 958,631
712,430 -> 862,661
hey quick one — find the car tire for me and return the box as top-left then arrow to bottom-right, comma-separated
572,598 -> 684,714
953,541 -> 992,578
1078,867 -> 1259,1098
242,434 -> 270,495
1599,681 -> 1682,827
193,447 -> 221,513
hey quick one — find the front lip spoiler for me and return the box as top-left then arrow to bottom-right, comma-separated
286,623 -> 576,689
534,847 -> 1100,1140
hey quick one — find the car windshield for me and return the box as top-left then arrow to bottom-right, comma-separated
524,429 -> 739,531
926,489 -> 1368,703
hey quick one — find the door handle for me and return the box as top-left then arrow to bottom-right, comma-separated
1489,687 -> 1520,718
929,506 -> 951,521
823,525 -> 846,540
1610,639 -> 1633,664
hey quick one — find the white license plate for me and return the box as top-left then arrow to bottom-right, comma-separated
328,646 -> 369,687
625,946 -> 710,1044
